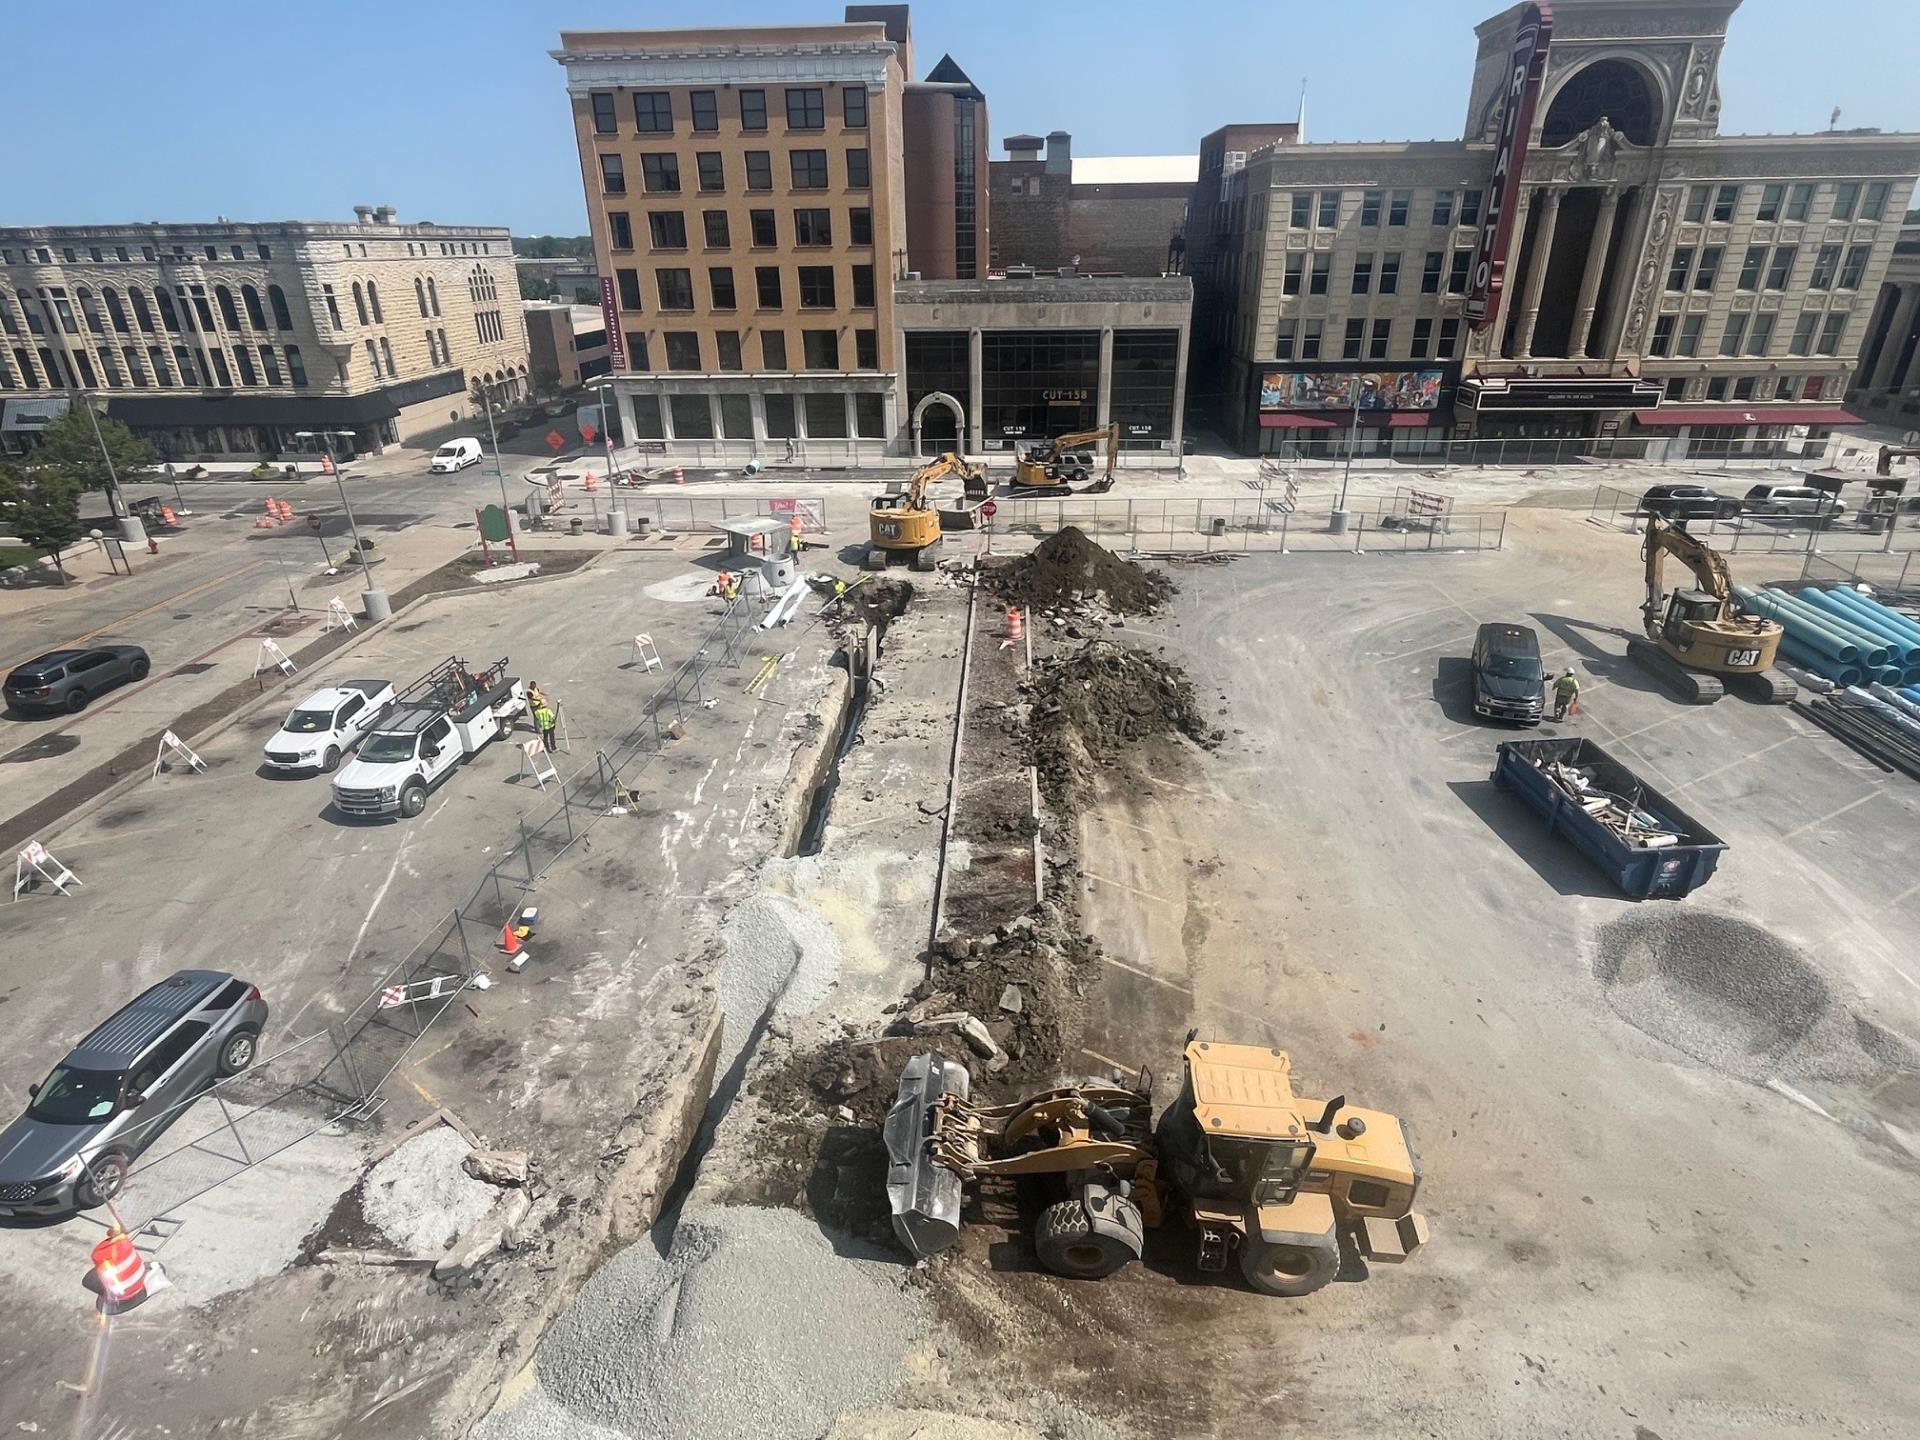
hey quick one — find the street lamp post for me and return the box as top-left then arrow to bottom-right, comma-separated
1329,384 -> 1361,535
296,429 -> 388,621
79,394 -> 139,540
476,383 -> 514,521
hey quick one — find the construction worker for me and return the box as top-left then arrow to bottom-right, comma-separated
532,688 -> 559,753
788,523 -> 804,559
1552,667 -> 1581,721
710,569 -> 733,600
832,578 -> 848,603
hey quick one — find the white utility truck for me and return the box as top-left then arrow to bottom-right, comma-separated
330,657 -> 526,819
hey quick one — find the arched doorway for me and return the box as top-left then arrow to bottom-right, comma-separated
911,391 -> 966,455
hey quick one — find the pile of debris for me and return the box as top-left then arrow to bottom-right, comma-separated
1534,756 -> 1682,848
979,525 -> 1174,617
1026,640 -> 1223,802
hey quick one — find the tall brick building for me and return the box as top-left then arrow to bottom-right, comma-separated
989,132 -> 1196,277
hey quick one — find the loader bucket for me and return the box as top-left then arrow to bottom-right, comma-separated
883,1052 -> 972,1260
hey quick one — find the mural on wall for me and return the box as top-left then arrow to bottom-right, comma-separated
1259,369 -> 1445,412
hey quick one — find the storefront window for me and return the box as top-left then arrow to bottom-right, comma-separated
1109,329 -> 1179,450
669,394 -> 714,439
803,393 -> 848,438
981,329 -> 1099,445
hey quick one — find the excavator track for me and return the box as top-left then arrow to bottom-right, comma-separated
1627,636 -> 1723,704
1725,668 -> 1798,704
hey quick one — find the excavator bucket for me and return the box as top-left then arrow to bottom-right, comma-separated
883,1052 -> 972,1260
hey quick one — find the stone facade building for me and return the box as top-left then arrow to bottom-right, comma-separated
1195,0 -> 1920,461
990,132 -> 1195,277
0,208 -> 527,461
1851,220 -> 1920,429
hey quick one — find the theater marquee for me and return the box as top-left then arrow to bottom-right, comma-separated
1464,2 -> 1554,333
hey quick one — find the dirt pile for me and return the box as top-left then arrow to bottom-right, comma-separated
980,526 -> 1173,615
1027,640 -> 1222,802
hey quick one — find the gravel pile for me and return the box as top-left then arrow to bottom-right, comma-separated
719,893 -> 844,1072
980,526 -> 1173,615
491,1205 -> 925,1440
360,1124 -> 498,1255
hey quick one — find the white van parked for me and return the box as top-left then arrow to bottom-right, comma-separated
430,438 -> 483,473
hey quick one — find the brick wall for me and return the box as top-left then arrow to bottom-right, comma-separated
988,165 -> 1185,276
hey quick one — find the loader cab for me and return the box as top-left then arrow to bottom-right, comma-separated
1663,588 -> 1723,646
1156,1041 -> 1315,1205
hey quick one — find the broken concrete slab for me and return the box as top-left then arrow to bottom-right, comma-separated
998,984 -> 1024,1015
465,1150 -> 532,1187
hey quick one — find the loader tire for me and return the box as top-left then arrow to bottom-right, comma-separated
1034,1197 -> 1141,1280
1239,1233 -> 1339,1298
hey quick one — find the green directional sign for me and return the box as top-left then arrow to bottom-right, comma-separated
478,504 -> 511,543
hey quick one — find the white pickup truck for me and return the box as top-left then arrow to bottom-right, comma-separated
262,679 -> 396,773
330,657 -> 527,819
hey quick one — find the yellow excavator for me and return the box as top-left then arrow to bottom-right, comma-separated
885,1036 -> 1427,1298
1010,424 -> 1120,496
1632,512 -> 1794,704
867,452 -> 986,571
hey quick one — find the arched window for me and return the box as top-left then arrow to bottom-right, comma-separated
215,285 -> 242,330
367,281 -> 384,323
102,287 -> 130,333
155,288 -> 182,333
468,268 -> 481,305
242,285 -> 267,330
268,285 -> 293,331
379,336 -> 394,374
1541,59 -> 1659,147
427,278 -> 441,316
415,277 -> 428,316
129,288 -> 156,333
351,281 -> 369,326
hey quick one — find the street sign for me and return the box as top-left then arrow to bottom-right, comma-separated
307,513 -> 323,532
580,422 -> 598,444
546,429 -> 565,452
979,500 -> 998,519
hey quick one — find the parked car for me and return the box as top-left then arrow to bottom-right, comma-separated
1471,622 -> 1546,725
4,645 -> 151,715
494,419 -> 521,440
430,437 -> 483,473
261,679 -> 396,773
1742,484 -> 1847,518
0,971 -> 269,1215
1639,484 -> 1741,520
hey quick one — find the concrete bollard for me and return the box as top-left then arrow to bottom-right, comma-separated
361,588 -> 391,623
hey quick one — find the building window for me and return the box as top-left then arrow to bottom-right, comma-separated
1300,319 -> 1322,359
1816,312 -> 1846,354
746,152 -> 773,191
801,392 -> 845,436
697,153 -> 725,192
798,266 -> 835,308
1804,376 -> 1827,400
1765,245 -> 1796,290
1692,246 -> 1722,290
1863,181 -> 1891,221
740,89 -> 768,132
1432,191 -> 1454,227
267,285 -> 293,330
1775,375 -> 1798,400
855,392 -> 886,438
852,265 -> 875,308
104,288 -> 130,332
413,276 -> 431,315
634,92 -> 673,133
590,92 -> 617,135
664,332 -> 701,371
786,88 -> 826,130
257,345 -> 280,384
1666,245 -> 1694,291
1719,314 -> 1747,356
171,346 -> 198,386
1705,377 -> 1728,401
1663,377 -> 1685,401
843,86 -> 868,128
1317,191 -> 1340,227
1736,246 -> 1766,291
691,90 -> 719,133
280,344 -> 309,385
1789,313 -> 1817,355
668,394 -> 713,437
427,278 -> 441,316
1275,320 -> 1297,359
1445,250 -> 1470,294
1351,252 -> 1373,295
1838,245 -> 1869,289
704,211 -> 730,248
1435,318 -> 1459,359
847,148 -> 870,188
1747,313 -> 1775,355
122,346 -> 148,386
642,154 -> 681,194
625,332 -> 650,371
600,154 -> 626,195
1684,185 -> 1709,223
1368,318 -> 1391,359
1831,182 -> 1859,221
1289,193 -> 1311,228
1757,184 -> 1783,222
1342,318 -> 1364,359
756,265 -> 782,308
1809,244 -> 1839,289
649,212 -> 688,249
1712,185 -> 1739,223
761,330 -> 788,370
1732,376 -> 1756,401
1387,190 -> 1410,226
1309,254 -> 1330,295
1677,315 -> 1704,356
1649,314 -> 1675,356
1420,252 -> 1443,294
709,267 -> 736,309
1787,184 -> 1813,221
1459,189 -> 1482,226
856,328 -> 878,368
795,208 -> 832,246
751,210 -> 777,247
148,345 -> 173,386
1378,253 -> 1401,295
791,150 -> 829,189
616,268 -> 643,310
850,207 -> 873,245
1409,317 -> 1432,358
716,330 -> 743,371
610,212 -> 634,250
1284,254 -> 1303,296
380,336 -> 395,375
1360,191 -> 1382,226
656,268 -> 694,310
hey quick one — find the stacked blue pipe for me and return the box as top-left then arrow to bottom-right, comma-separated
1797,588 -> 1920,667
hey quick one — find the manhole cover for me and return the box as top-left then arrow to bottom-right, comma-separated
172,662 -> 216,676
1,734 -> 81,764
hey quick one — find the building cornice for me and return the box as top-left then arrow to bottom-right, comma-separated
552,42 -> 895,95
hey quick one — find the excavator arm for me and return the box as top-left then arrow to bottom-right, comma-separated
1641,513 -> 1732,635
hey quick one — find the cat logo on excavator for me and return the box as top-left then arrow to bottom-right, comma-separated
884,1036 -> 1427,1296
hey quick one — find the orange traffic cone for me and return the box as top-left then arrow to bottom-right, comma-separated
674,466 -> 685,484
1007,606 -> 1024,641
499,919 -> 520,955
88,1225 -> 151,1315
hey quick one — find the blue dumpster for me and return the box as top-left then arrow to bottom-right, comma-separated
1491,737 -> 1727,900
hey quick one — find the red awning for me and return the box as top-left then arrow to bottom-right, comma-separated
1386,411 -> 1436,427
1630,405 -> 1864,428
1260,413 -> 1341,429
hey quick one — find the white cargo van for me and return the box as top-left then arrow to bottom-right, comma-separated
430,438 -> 482,473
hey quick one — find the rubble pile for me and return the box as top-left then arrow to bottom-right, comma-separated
980,526 -> 1173,617
1026,640 -> 1222,801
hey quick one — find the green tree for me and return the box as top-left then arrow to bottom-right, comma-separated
518,268 -> 557,302
31,405 -> 155,502
0,463 -> 85,585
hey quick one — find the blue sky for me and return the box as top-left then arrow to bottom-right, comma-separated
7,0 -> 1917,235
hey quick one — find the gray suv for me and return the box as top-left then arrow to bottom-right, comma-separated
4,645 -> 151,715
0,971 -> 269,1216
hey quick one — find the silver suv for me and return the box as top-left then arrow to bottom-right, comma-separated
0,971 -> 269,1216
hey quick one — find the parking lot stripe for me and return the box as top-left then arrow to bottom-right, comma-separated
1665,732 -> 1806,793
1101,954 -> 1193,994
1778,789 -> 1883,843
1085,870 -> 1176,905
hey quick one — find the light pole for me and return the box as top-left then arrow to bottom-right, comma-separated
475,382 -> 514,521
79,394 -> 138,540
1329,382 -> 1361,535
295,429 -> 387,621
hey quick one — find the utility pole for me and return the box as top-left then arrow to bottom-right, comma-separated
297,429 -> 387,621
80,393 -> 133,526
1330,383 -> 1360,535
596,378 -> 620,483
477,382 -> 513,520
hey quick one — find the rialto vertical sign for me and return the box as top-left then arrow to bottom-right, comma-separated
599,275 -> 626,370
1464,2 -> 1554,332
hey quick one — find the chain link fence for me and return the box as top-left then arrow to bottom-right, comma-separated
1588,484 -> 1917,556
1799,549 -> 1920,601
995,494 -> 1506,555
1256,433 -> 1838,468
